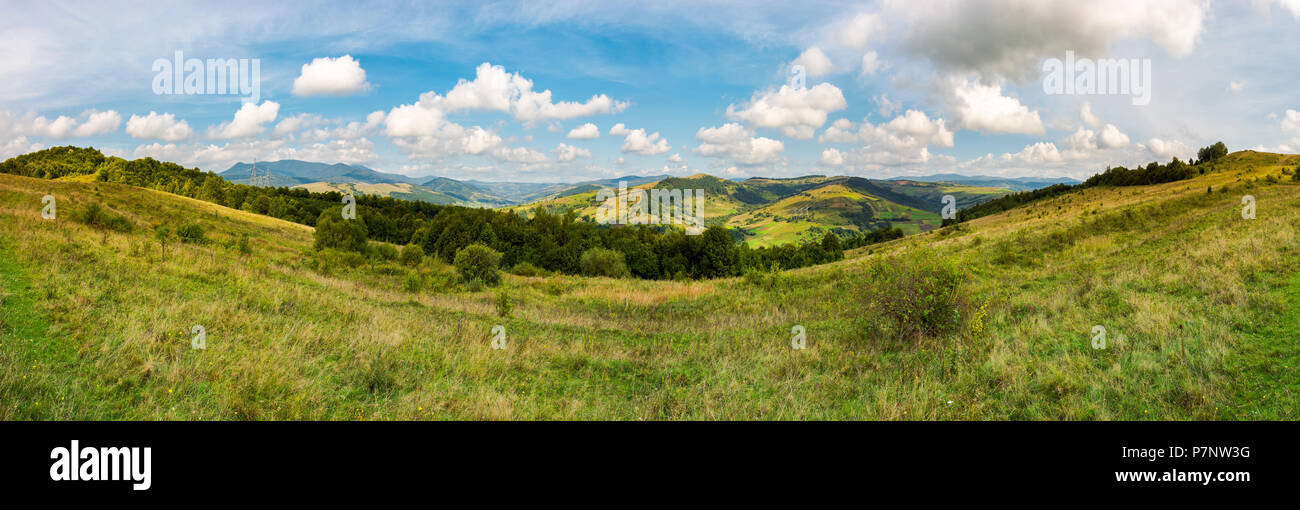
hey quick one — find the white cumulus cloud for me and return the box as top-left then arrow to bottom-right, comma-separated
126,111 -> 193,141
553,143 -> 592,162
1,109 -> 120,139
791,47 -> 835,77
860,51 -> 881,75
72,110 -> 121,137
207,101 -> 280,139
612,123 -> 671,156
945,78 -> 1044,135
1146,138 -> 1194,160
422,62 -> 628,126
292,55 -> 371,96
726,83 -> 847,139
694,123 -> 785,165
566,122 -> 600,139
819,147 -> 845,166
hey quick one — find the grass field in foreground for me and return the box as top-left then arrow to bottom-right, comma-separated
0,152 -> 1297,419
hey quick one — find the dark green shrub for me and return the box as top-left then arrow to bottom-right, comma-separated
859,251 -> 969,342
372,243 -> 398,261
399,244 -> 424,267
509,262 -> 549,277
579,247 -> 630,278
176,222 -> 206,244
316,248 -> 366,271
73,202 -> 133,232
820,232 -> 843,259
453,243 -> 503,285
313,206 -> 368,253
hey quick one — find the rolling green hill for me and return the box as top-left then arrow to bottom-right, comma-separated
512,173 -> 1011,246
1,150 -> 1296,420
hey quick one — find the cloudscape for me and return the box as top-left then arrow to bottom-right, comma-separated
6,0 -> 1300,183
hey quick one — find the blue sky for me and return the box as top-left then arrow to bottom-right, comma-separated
4,0 -> 1300,182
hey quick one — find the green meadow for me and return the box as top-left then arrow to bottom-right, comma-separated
1,150 -> 1297,420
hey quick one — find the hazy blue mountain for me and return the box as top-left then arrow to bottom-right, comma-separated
221,160 -> 424,186
218,160 -> 667,206
421,176 -> 488,196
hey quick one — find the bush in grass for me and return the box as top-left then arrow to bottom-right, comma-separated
743,263 -> 785,290
424,271 -> 460,293
858,250 -> 969,342
495,289 -> 514,318
403,272 -> 423,292
313,206 -> 368,253
453,243 -> 502,286
372,243 -> 398,262
374,263 -> 405,275
350,347 -> 397,394
175,222 -> 206,244
316,248 -> 366,272
399,243 -> 424,267
578,247 -> 630,278
509,261 -> 549,277
73,202 -> 133,232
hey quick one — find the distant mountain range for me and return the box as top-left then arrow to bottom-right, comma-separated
217,160 -> 1074,216
218,160 -> 671,207
221,160 -> 423,187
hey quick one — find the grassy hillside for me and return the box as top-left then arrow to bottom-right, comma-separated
731,184 -> 939,247
511,173 -> 1009,246
1,151 -> 1297,420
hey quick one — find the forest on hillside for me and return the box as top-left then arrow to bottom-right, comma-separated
1,147 -> 865,280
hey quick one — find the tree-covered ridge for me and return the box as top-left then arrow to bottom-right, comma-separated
0,146 -> 873,280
